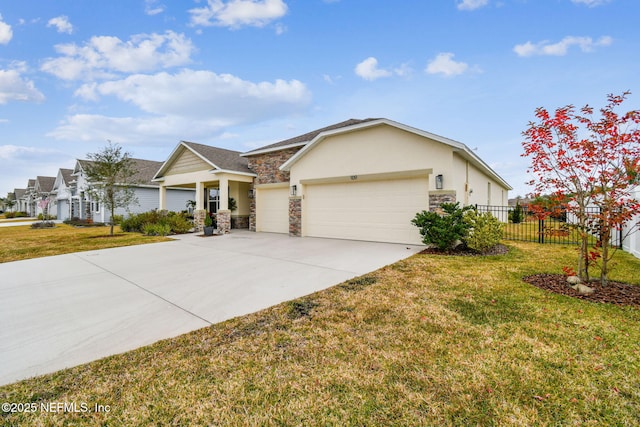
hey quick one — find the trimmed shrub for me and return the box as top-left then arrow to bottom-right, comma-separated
464,209 -> 504,253
412,203 -> 473,250
143,223 -> 171,236
121,210 -> 193,235
63,218 -> 105,227
31,221 -> 56,229
5,212 -> 15,218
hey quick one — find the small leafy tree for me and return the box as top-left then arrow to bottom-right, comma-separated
522,92 -> 640,284
412,203 -> 473,250
84,142 -> 139,235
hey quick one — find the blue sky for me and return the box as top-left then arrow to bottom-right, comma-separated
1,0 -> 638,198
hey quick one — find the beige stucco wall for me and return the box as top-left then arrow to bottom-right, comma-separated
229,181 -> 251,216
289,124 -> 452,187
462,158 -> 508,206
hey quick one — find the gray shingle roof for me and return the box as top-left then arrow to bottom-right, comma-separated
13,188 -> 26,198
243,118 -> 381,155
35,176 -> 56,193
77,158 -> 165,186
59,168 -> 74,185
181,141 -> 252,174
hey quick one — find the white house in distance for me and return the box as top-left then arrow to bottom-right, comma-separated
622,185 -> 640,258
58,158 -> 195,223
50,168 -> 75,221
154,118 -> 512,245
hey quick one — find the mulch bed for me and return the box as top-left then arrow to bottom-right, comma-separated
523,273 -> 640,308
419,244 -> 510,257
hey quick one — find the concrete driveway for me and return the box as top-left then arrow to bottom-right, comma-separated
0,230 -> 422,385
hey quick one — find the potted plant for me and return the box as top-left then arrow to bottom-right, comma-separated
203,213 -> 216,236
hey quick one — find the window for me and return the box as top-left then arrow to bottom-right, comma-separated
208,188 -> 219,213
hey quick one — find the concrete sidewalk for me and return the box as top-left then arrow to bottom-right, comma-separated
0,230 -> 422,385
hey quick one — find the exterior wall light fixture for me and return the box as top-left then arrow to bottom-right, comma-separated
435,174 -> 444,190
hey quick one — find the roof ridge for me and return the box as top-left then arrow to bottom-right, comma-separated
243,118 -> 383,155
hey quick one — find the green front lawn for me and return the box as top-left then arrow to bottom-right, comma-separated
0,224 -> 171,263
1,242 -> 639,426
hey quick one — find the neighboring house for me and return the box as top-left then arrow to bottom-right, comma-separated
50,168 -> 75,221
11,189 -> 27,212
23,179 -> 36,216
70,158 -> 195,223
155,118 -> 512,244
32,176 -> 57,218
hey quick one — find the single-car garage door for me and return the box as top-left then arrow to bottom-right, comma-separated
304,177 -> 428,244
256,186 -> 289,233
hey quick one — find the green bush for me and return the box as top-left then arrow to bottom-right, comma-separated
121,210 -> 193,235
464,209 -> 504,253
143,222 -> 171,236
111,214 -> 124,225
5,211 -> 15,218
412,203 -> 473,250
509,202 -> 523,224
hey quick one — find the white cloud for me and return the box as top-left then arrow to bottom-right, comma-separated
189,0 -> 288,28
145,0 -> 166,15
47,16 -> 74,34
51,69 -> 311,143
41,31 -> 194,80
513,35 -> 613,57
571,0 -> 611,6
457,0 -> 489,11
354,57 -> 392,81
0,145 -> 57,160
425,52 -> 469,77
0,14 -> 12,44
0,66 -> 45,104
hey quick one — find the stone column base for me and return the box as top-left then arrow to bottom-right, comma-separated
217,210 -> 231,234
194,209 -> 206,232
289,197 -> 302,237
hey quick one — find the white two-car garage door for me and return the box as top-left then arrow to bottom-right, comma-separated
255,186 -> 289,233
304,177 -> 428,244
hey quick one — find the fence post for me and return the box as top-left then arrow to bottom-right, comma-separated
538,218 -> 544,244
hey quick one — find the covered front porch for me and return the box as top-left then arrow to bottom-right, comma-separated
158,170 -> 254,233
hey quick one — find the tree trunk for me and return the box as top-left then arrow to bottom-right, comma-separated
110,205 -> 115,236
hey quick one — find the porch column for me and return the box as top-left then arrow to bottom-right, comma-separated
159,184 -> 167,210
219,176 -> 229,210
195,181 -> 205,210
217,176 -> 231,233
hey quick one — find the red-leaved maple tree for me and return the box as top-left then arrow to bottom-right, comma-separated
522,92 -> 640,285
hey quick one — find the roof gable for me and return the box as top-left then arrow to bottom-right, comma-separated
34,176 -> 56,193
154,141 -> 253,180
279,118 -> 513,191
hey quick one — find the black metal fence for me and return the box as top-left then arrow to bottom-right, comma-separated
475,205 -> 623,248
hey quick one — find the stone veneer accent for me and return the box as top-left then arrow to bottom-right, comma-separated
217,210 -> 231,234
246,147 -> 302,185
231,215 -> 249,229
194,209 -> 206,232
289,197 -> 302,237
247,147 -> 302,232
249,183 -> 256,231
429,191 -> 457,212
